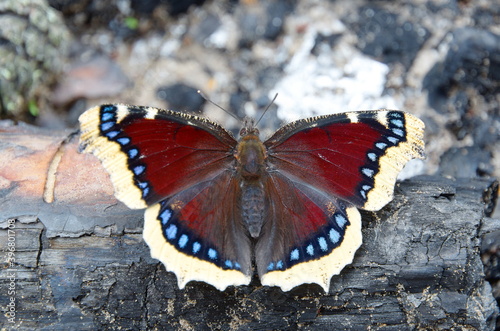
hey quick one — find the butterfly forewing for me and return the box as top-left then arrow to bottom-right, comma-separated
265,110 -> 425,211
79,104 -> 238,208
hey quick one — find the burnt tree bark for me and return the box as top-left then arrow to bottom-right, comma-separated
0,121 -> 498,330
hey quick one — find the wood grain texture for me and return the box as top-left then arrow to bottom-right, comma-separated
0,121 -> 498,330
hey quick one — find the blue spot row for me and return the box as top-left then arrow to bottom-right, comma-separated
156,202 -> 242,271
267,260 -> 285,271
357,111 -> 408,203
266,210 -> 350,272
224,260 -> 242,270
98,106 -> 150,200
99,106 -> 117,136
387,112 -> 406,140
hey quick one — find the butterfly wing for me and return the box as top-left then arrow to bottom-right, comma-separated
264,110 -> 425,211
79,104 -> 238,209
79,105 -> 251,290
144,170 -> 252,290
258,110 -> 424,291
257,172 -> 362,292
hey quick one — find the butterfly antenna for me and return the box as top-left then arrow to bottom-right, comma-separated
197,90 -> 241,121
256,93 -> 278,126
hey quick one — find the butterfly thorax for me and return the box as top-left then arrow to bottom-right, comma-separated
235,134 -> 266,178
235,131 -> 267,238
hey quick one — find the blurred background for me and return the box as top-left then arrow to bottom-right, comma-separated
0,0 -> 499,316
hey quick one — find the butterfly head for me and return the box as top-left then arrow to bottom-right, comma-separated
239,117 -> 260,138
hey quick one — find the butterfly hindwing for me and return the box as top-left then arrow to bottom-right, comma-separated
265,110 -> 424,211
143,170 -> 252,291
256,172 -> 362,292
79,104 -> 237,209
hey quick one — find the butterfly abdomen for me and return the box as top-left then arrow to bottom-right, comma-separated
241,183 -> 265,238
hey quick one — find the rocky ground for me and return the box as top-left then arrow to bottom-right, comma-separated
0,0 -> 499,328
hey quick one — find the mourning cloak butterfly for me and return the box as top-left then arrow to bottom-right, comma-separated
79,104 -> 424,291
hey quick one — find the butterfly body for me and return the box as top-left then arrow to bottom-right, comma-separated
235,124 -> 268,238
79,104 -> 424,292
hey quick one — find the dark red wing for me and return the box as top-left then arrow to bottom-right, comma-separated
265,110 -> 425,211
79,104 -> 237,209
143,170 -> 252,291
256,172 -> 362,292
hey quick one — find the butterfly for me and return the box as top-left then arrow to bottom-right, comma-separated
79,104 -> 424,292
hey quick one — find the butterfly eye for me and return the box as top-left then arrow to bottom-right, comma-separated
240,117 -> 260,138
239,127 -> 260,137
